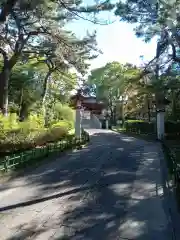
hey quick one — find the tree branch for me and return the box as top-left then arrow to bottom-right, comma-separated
171,42 -> 180,63
0,48 -> 8,65
59,0 -> 115,25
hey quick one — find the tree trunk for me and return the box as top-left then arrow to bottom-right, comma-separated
42,71 -> 52,104
0,67 -> 10,116
19,102 -> 28,121
41,71 -> 53,126
0,50 -> 21,115
0,0 -> 18,22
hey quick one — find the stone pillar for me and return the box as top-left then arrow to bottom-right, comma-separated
156,110 -> 165,140
75,107 -> 81,138
106,120 -> 108,129
156,92 -> 165,140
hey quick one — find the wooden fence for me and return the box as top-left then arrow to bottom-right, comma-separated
0,132 -> 89,172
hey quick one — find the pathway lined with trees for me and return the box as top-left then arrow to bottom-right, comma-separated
1,1 -> 180,239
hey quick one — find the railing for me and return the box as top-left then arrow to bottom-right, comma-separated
0,130 -> 89,172
162,142 -> 180,185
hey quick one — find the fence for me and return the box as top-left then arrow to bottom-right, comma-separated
162,142 -> 180,184
0,130 -> 89,172
162,141 -> 180,207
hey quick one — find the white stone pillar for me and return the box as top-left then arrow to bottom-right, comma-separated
75,108 -> 81,138
106,120 -> 108,129
156,111 -> 165,140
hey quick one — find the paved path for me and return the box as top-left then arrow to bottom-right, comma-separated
0,129 -> 175,239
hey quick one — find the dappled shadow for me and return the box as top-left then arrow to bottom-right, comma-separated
0,130 -> 171,239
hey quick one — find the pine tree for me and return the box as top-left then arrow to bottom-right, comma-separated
0,0 -> 113,115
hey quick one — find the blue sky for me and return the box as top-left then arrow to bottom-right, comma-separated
66,9 -> 157,71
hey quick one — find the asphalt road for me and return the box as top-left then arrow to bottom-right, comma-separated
0,129 -> 174,239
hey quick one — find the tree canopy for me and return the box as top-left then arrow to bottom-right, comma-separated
0,0 -> 114,115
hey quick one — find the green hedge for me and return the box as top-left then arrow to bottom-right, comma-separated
124,120 -> 155,134
124,120 -> 180,137
165,121 -> 180,135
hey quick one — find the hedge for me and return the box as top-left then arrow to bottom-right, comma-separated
124,120 -> 180,137
124,120 -> 155,134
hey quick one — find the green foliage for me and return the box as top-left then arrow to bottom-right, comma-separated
125,120 -> 145,123
124,119 -> 180,138
88,62 -> 140,100
0,113 -> 19,132
44,103 -> 75,127
53,103 -> 75,122
88,62 -> 126,101
52,120 -> 74,131
114,0 -> 180,63
35,127 -> 69,146
0,0 -> 114,115
0,112 -> 74,154
19,114 -> 45,132
124,120 -> 155,134
87,61 -> 140,120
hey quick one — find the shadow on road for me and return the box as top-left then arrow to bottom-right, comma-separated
0,131 -> 170,240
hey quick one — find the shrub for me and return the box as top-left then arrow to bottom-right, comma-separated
53,103 -> 75,122
0,130 -> 40,153
19,114 -> 44,131
52,120 -> 73,131
0,113 -> 19,131
165,121 -> 180,135
124,120 -> 155,134
0,112 -> 71,154
35,126 -> 69,146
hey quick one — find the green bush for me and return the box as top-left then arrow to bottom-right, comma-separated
0,113 -> 19,131
19,114 -> 44,131
0,129 -> 41,153
124,120 -> 155,134
52,120 -> 73,131
53,103 -> 75,122
124,119 -> 180,138
165,121 -> 180,134
43,103 -> 75,127
0,113 -> 73,155
35,126 -> 69,146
